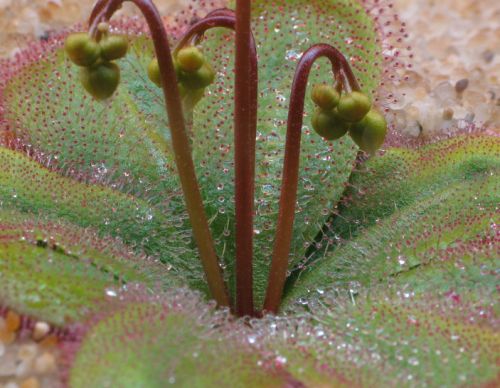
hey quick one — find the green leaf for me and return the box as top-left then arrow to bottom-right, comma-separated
68,289 -> 358,387
68,287 -> 498,387
0,147 -> 203,294
0,210 -> 179,325
1,1 -> 496,385
285,134 -> 500,303
69,295 -> 286,388
302,289 -> 500,386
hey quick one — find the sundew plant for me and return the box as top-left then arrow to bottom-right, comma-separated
0,0 -> 498,386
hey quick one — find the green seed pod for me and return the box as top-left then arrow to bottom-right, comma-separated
147,58 -> 161,87
311,108 -> 350,140
349,109 -> 387,154
80,62 -> 120,100
100,35 -> 129,61
179,62 -> 215,90
176,46 -> 205,73
337,91 -> 372,122
311,84 -> 340,110
147,58 -> 182,88
64,33 -> 100,67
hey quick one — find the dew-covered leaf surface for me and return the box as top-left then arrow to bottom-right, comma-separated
0,209 -> 180,325
284,134 -> 500,303
67,289 -> 356,387
300,288 -> 500,386
68,291 -> 290,388
0,147 -> 196,291
67,286 -> 499,387
66,134 -> 499,387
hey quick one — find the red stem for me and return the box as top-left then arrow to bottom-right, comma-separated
263,44 -> 361,314
88,0 -> 230,308
89,0 -> 109,26
234,0 -> 256,317
174,12 -> 248,52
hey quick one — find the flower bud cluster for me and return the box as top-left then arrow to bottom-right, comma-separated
65,23 -> 128,100
148,46 -> 215,107
311,85 -> 387,154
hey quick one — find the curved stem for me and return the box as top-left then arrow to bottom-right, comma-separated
205,8 -> 236,18
174,13 -> 235,52
89,0 -> 110,28
263,44 -> 361,314
88,0 -> 122,36
175,10 -> 259,316
88,0 -> 230,308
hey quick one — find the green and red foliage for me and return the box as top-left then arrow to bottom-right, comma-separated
0,0 -> 497,386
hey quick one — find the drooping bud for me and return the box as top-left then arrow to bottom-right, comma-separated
80,62 -> 120,100
311,109 -> 350,140
349,109 -> 387,154
179,62 -> 215,90
311,84 -> 340,110
100,35 -> 129,61
147,58 -> 161,87
176,46 -> 205,73
64,33 -> 100,67
337,91 -> 371,122
147,57 -> 182,88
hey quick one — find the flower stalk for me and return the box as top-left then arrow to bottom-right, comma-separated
263,44 -> 362,314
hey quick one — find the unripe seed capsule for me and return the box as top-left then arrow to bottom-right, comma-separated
311,84 -> 340,110
65,33 -> 100,67
176,46 -> 205,72
311,108 -> 350,140
147,58 -> 161,87
80,62 -> 120,100
179,62 -> 215,89
337,91 -> 371,122
100,35 -> 129,61
147,57 -> 181,88
349,109 -> 387,154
